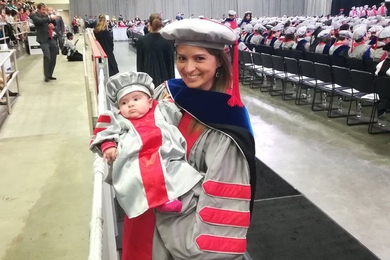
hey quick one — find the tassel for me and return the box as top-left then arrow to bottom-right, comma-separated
228,41 -> 244,107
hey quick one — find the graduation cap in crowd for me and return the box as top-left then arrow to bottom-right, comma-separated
378,27 -> 390,39
317,29 -> 331,39
338,30 -> 353,39
106,71 -> 154,108
228,10 -> 236,16
160,18 -> 243,107
284,26 -> 296,35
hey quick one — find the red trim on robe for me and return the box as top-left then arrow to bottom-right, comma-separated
178,112 -> 203,158
130,100 -> 169,208
97,115 -> 111,123
202,180 -> 251,200
196,234 -> 246,254
199,207 -> 250,228
92,127 -> 107,136
380,51 -> 387,61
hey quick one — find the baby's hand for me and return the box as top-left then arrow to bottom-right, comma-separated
103,147 -> 117,165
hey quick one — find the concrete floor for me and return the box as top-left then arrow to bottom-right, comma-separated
0,36 -> 93,260
1,38 -> 390,260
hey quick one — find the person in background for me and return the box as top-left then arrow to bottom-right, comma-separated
328,30 -> 352,57
223,10 -> 237,29
64,32 -> 82,61
348,26 -> 370,59
122,18 -> 256,260
375,42 -> 390,125
365,27 -> 390,62
315,29 -> 332,54
136,13 -> 174,86
30,2 -> 58,82
239,11 -> 252,29
93,14 -> 119,77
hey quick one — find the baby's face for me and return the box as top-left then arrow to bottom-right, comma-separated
119,91 -> 152,119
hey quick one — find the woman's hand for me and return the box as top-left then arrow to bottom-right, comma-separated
103,147 -> 117,165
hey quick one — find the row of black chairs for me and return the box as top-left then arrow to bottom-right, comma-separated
252,45 -> 379,75
239,49 -> 390,134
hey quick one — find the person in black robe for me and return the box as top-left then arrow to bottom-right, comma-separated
136,13 -> 174,87
94,14 -> 119,77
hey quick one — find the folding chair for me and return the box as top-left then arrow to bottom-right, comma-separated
283,57 -> 301,101
270,55 -> 286,96
329,66 -> 353,118
368,76 -> 390,134
346,58 -> 365,71
240,50 -> 255,86
259,53 -> 275,92
290,50 -> 303,60
250,52 -> 264,89
364,60 -> 378,75
296,59 -> 316,105
312,63 -> 334,111
329,55 -> 347,68
345,69 -> 376,126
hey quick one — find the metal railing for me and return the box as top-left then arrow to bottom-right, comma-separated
0,21 -> 29,42
0,49 -> 20,114
84,28 -> 119,260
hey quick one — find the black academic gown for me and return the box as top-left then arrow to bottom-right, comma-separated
94,29 -> 119,77
136,32 -> 175,86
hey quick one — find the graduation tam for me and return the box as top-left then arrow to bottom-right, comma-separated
296,26 -> 307,36
228,10 -> 236,16
378,27 -> 390,39
318,29 -> 331,38
160,18 -> 243,107
106,71 -> 154,108
284,27 -> 297,35
160,18 -> 237,50
352,26 -> 367,40
338,30 -> 352,39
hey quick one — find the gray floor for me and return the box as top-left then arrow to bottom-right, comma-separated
115,41 -> 390,259
0,38 -> 389,260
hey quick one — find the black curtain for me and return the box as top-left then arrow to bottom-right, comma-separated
331,0 -> 380,16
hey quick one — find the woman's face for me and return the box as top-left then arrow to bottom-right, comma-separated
176,45 -> 219,91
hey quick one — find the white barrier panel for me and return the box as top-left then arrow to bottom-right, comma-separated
0,44 -> 11,70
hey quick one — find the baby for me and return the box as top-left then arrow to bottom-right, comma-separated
90,71 -> 201,218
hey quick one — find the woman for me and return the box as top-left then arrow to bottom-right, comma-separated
122,18 -> 256,260
94,14 -> 119,77
136,13 -> 175,86
375,42 -> 390,121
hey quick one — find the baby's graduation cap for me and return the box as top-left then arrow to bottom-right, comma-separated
106,71 -> 155,108
160,18 -> 243,107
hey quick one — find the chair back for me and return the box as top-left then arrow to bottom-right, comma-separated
332,65 -> 351,88
271,55 -> 285,72
350,69 -> 375,93
257,45 -> 274,55
374,76 -> 390,99
261,53 -> 273,69
290,50 -> 303,60
329,55 -> 346,67
284,57 -> 300,75
299,59 -> 315,78
242,51 -> 253,64
314,63 -> 332,83
252,52 -> 262,66
364,60 -> 378,75
346,58 -> 365,71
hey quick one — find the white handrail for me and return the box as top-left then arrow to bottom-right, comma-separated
87,28 -> 118,260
